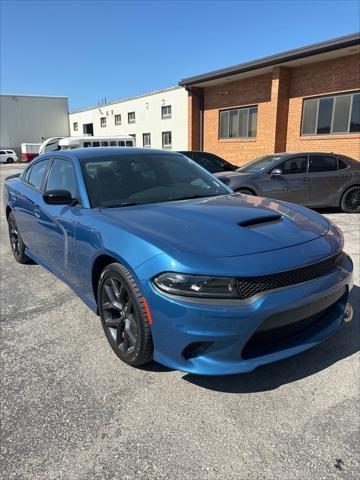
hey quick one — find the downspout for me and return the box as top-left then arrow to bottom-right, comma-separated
199,93 -> 204,151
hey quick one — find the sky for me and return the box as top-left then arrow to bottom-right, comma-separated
1,0 -> 359,111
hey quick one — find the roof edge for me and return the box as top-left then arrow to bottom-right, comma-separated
70,85 -> 184,114
179,32 -> 360,87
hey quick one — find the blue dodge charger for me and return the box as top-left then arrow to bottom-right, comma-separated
4,148 -> 354,375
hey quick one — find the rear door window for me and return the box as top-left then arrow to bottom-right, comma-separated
26,159 -> 51,191
309,155 -> 338,173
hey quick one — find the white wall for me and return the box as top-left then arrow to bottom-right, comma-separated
0,95 -> 70,152
69,86 -> 188,150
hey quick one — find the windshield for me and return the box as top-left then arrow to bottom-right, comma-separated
81,154 -> 231,208
238,155 -> 284,173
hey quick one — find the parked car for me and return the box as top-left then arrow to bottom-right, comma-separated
178,150 -> 237,174
4,148 -> 353,375
0,149 -> 18,164
216,152 -> 360,213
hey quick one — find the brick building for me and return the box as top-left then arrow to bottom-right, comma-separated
179,33 -> 360,166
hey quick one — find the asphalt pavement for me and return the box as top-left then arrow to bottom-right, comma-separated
1,163 -> 359,480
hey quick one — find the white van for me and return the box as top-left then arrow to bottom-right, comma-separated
39,136 -> 135,154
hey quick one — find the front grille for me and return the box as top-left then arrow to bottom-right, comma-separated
242,287 -> 347,359
242,310 -> 326,359
237,252 -> 343,300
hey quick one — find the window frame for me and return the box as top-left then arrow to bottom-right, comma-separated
143,133 -> 151,147
162,131 -> 172,149
100,117 -> 107,128
218,105 -> 258,140
73,122 -> 78,131
114,114 -> 121,126
161,105 -> 172,119
128,112 -> 136,124
301,91 -> 360,136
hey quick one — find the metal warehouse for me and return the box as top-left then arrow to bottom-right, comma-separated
0,94 -> 70,157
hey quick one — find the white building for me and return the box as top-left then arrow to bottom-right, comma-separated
69,86 -> 188,150
0,94 -> 70,156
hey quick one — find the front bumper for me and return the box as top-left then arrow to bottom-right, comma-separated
144,254 -> 353,375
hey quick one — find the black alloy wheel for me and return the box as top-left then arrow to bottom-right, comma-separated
341,186 -> 360,213
98,263 -> 153,366
8,212 -> 31,263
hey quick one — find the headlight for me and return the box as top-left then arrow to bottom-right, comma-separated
153,272 -> 238,298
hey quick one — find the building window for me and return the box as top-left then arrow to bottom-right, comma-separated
129,134 -> 136,146
161,105 -> 172,119
219,106 -> 257,139
100,117 -> 106,128
73,122 -> 78,131
128,112 -> 136,124
162,131 -> 172,149
143,133 -> 151,147
301,92 -> 360,135
114,114 -> 121,125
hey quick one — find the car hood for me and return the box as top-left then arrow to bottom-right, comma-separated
99,194 -> 329,258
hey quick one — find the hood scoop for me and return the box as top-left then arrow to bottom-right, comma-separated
238,214 -> 282,228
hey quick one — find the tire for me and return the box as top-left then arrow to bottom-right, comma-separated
340,186 -> 360,213
98,262 -> 153,367
8,212 -> 31,263
6,158 -> 14,164
236,188 -> 255,196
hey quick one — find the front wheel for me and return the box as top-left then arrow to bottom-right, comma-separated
340,186 -> 360,213
8,212 -> 31,263
98,263 -> 153,367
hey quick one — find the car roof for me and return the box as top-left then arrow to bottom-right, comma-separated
33,147 -> 183,162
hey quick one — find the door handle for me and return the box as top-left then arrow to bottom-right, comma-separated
34,207 -> 41,218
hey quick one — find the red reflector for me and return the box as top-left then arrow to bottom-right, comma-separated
142,297 -> 153,325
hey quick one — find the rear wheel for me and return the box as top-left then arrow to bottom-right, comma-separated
98,263 -> 153,367
8,212 -> 31,263
340,186 -> 360,213
236,188 -> 255,196
6,157 -> 14,164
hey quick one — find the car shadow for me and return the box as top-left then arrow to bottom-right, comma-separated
313,207 -> 341,214
182,285 -> 359,393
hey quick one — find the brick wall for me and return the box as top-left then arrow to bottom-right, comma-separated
203,73 -> 273,165
286,53 -> 360,159
191,53 -> 360,165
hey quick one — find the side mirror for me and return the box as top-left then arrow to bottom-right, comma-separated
43,190 -> 74,205
270,168 -> 283,177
